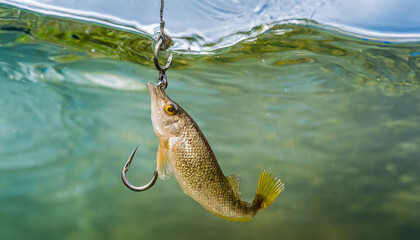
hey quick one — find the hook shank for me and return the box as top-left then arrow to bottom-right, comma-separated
122,146 -> 158,191
154,36 -> 173,73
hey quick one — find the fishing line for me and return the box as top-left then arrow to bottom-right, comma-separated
154,0 -> 173,90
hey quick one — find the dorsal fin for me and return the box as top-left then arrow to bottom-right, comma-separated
227,174 -> 241,198
157,139 -> 172,180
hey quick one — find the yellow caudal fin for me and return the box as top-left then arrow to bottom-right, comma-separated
252,170 -> 285,211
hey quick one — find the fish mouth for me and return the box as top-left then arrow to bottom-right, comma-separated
147,82 -> 159,118
148,82 -> 166,137
147,82 -> 165,102
147,82 -> 157,101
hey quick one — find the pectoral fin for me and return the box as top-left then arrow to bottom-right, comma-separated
157,139 -> 172,180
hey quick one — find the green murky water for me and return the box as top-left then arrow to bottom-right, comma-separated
1,5 -> 420,240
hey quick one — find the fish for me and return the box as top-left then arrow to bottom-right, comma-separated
148,82 -> 285,222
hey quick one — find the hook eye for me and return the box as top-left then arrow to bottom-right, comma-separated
154,35 -> 173,72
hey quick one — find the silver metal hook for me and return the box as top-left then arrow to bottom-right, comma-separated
154,35 -> 173,73
122,146 -> 158,191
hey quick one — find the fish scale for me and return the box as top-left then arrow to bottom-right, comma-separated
170,116 -> 251,218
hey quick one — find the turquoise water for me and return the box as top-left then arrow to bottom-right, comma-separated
1,4 -> 420,240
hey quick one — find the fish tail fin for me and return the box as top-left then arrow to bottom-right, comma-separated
252,170 -> 285,212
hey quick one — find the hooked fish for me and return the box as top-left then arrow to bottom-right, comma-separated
148,82 -> 284,222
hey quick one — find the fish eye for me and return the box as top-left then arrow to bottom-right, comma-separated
164,104 -> 177,115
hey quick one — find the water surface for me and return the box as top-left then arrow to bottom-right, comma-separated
0,4 -> 420,240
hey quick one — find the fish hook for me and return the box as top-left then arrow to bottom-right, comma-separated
153,34 -> 173,73
122,146 -> 158,191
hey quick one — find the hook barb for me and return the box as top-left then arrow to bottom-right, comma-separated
122,146 -> 158,191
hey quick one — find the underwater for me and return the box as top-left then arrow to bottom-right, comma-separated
0,0 -> 419,239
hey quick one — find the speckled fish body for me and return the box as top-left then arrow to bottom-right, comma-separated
148,82 -> 284,222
